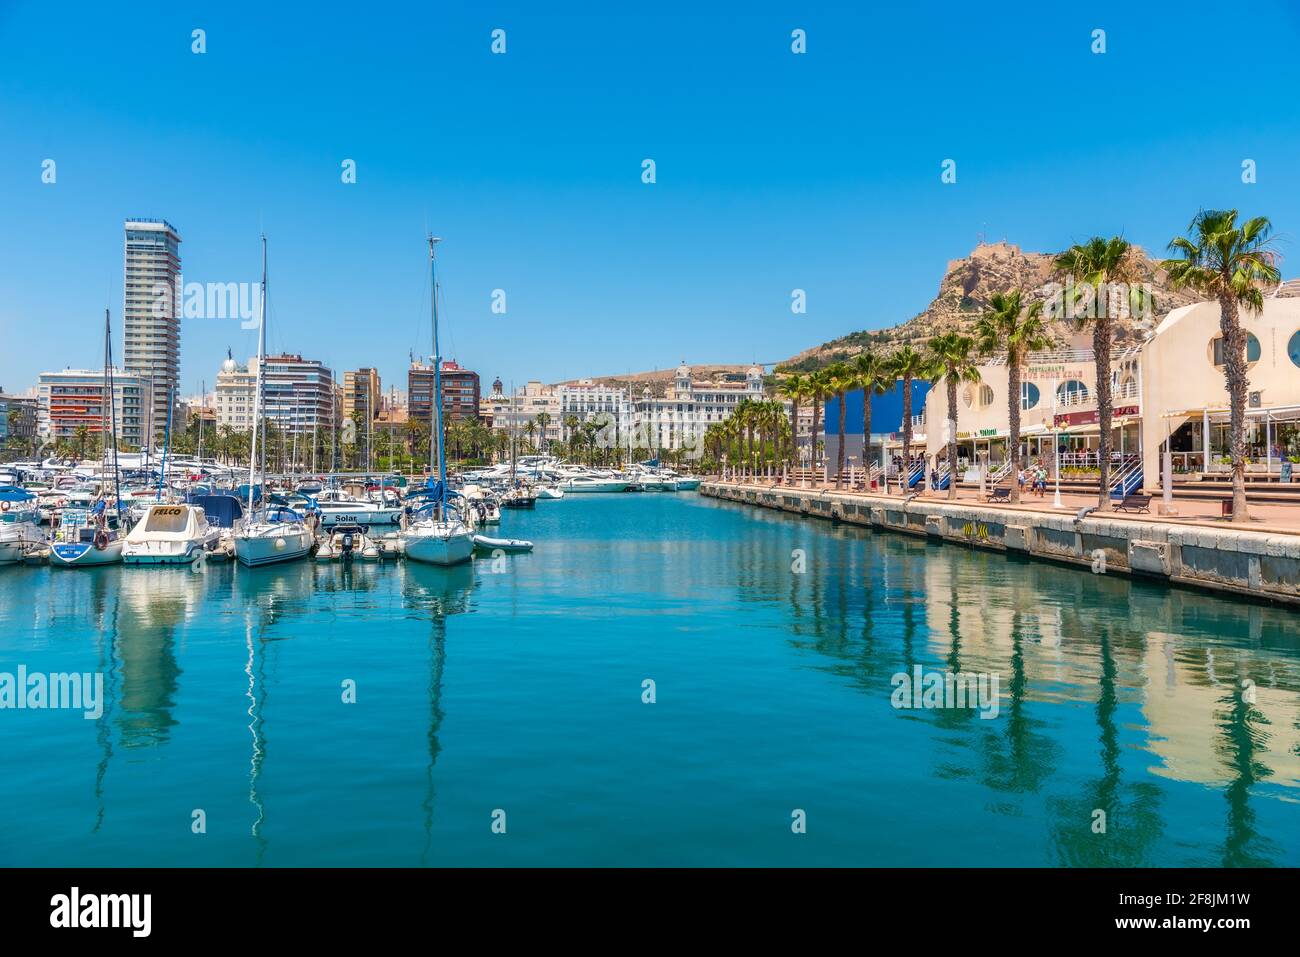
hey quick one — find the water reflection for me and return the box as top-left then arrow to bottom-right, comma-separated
766,508 -> 1300,866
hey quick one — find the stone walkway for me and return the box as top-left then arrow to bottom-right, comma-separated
716,479 -> 1300,537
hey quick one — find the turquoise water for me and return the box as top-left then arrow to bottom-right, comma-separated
1,492 -> 1297,867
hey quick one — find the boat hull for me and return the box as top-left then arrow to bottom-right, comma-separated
561,481 -> 629,493
404,530 -> 474,566
49,538 -> 125,567
123,533 -> 221,565
234,528 -> 314,567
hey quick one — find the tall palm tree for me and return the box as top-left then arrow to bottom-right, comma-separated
851,349 -> 889,480
825,362 -> 854,488
1054,235 -> 1147,510
1162,209 -> 1281,523
973,290 -> 1054,504
807,369 -> 833,477
927,333 -> 982,500
778,373 -> 806,482
534,411 -> 551,454
888,345 -> 930,490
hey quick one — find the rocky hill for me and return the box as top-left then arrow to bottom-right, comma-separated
777,240 -> 1204,373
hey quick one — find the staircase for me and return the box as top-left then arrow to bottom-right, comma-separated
1108,455 -> 1144,498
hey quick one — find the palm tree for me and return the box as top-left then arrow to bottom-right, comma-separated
807,369 -> 833,477
973,290 -> 1054,504
826,362 -> 854,488
1054,235 -> 1147,510
777,373 -> 806,482
534,411 -> 551,454
851,349 -> 889,480
1162,209 -> 1281,523
888,345 -> 930,490
927,333 -> 982,500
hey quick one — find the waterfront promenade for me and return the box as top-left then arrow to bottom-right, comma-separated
703,479 -> 1300,606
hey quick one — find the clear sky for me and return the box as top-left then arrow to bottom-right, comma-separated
2,1 -> 1298,398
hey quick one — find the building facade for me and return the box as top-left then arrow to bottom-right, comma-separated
343,368 -> 382,424
408,360 -> 480,425
214,353 -> 336,436
123,219 -> 182,441
629,363 -> 767,453
487,380 -> 562,448
37,369 -> 147,447
559,379 -> 631,440
0,392 -> 37,447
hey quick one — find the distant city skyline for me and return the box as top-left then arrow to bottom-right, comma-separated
3,2 -> 1300,396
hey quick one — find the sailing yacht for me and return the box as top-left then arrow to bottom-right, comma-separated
233,236 -> 315,568
0,487 -> 45,565
49,309 -> 127,568
402,236 -> 474,566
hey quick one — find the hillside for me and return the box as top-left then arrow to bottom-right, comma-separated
776,240 -> 1204,373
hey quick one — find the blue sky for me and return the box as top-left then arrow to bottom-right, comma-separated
2,1 -> 1299,397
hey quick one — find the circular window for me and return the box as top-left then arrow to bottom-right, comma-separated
1057,379 -> 1089,406
1210,332 -> 1261,366
1289,330 -> 1300,368
1021,382 -> 1040,410
979,384 -> 995,407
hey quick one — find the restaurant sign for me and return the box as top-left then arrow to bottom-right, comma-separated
1053,404 -> 1139,428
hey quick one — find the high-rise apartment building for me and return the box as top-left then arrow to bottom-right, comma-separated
408,360 -> 480,424
123,218 -> 182,443
343,368 -> 382,423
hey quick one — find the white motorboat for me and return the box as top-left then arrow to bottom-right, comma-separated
122,503 -> 221,565
559,476 -> 630,493
315,489 -> 404,528
315,523 -> 379,561
534,484 -> 565,500
459,484 -> 501,525
0,487 -> 46,565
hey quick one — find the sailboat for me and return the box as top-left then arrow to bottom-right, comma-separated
234,236 -> 314,567
402,236 -> 474,566
50,309 -> 127,567
0,486 -> 45,565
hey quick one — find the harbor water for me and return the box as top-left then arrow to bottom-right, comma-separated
1,493 -> 1297,866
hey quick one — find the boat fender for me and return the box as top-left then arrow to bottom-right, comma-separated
0,501 -> 8,511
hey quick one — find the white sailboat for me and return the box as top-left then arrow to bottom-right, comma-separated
234,236 -> 314,567
49,309 -> 127,568
402,236 -> 474,567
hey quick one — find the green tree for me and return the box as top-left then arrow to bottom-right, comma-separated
927,332 -> 982,500
974,290 -> 1055,504
887,345 -> 931,490
1162,209 -> 1281,522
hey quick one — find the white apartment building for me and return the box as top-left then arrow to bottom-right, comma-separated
558,379 -> 632,439
629,363 -> 767,453
487,379 -> 562,447
214,352 -> 336,435
37,368 -> 148,447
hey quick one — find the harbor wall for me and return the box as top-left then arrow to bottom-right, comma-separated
701,483 -> 1300,607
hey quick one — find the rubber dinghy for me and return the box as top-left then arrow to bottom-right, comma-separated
472,534 -> 533,553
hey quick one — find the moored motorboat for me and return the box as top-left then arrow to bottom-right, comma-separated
0,486 -> 46,565
49,505 -> 125,567
122,503 -> 221,565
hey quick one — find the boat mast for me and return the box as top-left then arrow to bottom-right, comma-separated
156,384 -> 173,501
103,309 -> 122,519
428,235 -> 446,512
248,235 -> 268,513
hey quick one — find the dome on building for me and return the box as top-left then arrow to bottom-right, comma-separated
676,361 -> 690,378
747,364 -> 764,378
222,354 -> 238,374
492,377 -> 504,395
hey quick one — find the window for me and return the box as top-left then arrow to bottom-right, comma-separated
1057,379 -> 1089,406
1288,330 -> 1300,369
979,384 -> 994,407
1210,332 -> 1261,366
1021,382 -> 1040,410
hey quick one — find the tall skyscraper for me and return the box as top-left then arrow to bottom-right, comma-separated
123,218 -> 182,444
